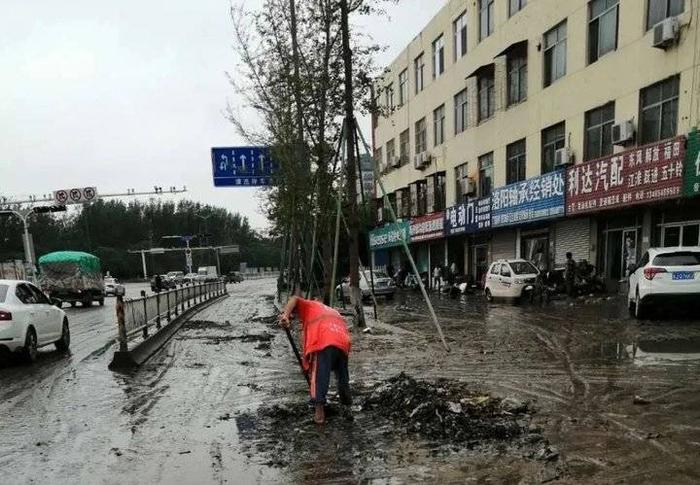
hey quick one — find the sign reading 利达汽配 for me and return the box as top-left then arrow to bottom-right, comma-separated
491,171 -> 565,228
211,146 -> 278,187
567,136 -> 686,215
369,221 -> 410,250
683,130 -> 700,197
409,212 -> 445,242
444,197 -> 491,236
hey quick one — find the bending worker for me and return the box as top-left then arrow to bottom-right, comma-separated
279,293 -> 352,424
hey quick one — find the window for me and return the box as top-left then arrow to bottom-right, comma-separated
374,147 -> 383,169
417,180 -> 428,215
653,251 -> 700,266
541,122 -> 566,173
401,188 -> 410,218
640,76 -> 680,144
409,183 -> 418,216
509,0 -> 527,16
507,46 -> 528,106
455,163 -> 469,203
490,264 -> 501,275
415,117 -> 427,154
386,139 -> 396,167
647,0 -> 685,30
0,284 -> 8,304
543,21 -> 567,87
585,102 -> 615,161
589,0 -> 619,64
453,11 -> 468,60
432,35 -> 445,78
398,69 -> 408,106
15,284 -> 38,304
662,224 -> 700,247
478,67 -> 495,123
399,129 -> 410,165
478,152 -> 494,197
414,53 -> 425,94
433,104 -> 446,146
506,139 -> 527,184
435,172 -> 447,211
480,0 -> 495,41
454,88 -> 468,134
27,283 -> 50,304
384,83 -> 394,109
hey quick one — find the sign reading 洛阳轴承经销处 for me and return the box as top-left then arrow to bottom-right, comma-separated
567,136 -> 686,215
369,221 -> 410,250
211,147 -> 278,187
683,130 -> 700,197
444,197 -> 491,236
491,171 -> 565,228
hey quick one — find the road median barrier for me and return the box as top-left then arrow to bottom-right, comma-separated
109,280 -> 228,371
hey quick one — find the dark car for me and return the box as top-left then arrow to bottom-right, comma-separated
226,271 -> 243,283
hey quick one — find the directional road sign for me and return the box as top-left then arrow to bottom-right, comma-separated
211,147 -> 277,187
53,187 -> 99,205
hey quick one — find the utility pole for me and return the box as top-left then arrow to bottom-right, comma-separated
340,0 -> 366,328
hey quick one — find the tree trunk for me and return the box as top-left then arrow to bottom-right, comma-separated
340,0 -> 366,328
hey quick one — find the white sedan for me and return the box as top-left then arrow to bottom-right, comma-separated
628,247 -> 700,319
484,260 -> 539,302
0,279 -> 70,363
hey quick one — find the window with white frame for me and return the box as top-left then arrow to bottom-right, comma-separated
507,45 -> 528,106
432,35 -> 445,78
477,67 -> 495,123
543,21 -> 567,87
433,104 -> 446,146
509,0 -> 527,17
415,117 -> 427,154
479,0 -> 495,41
454,88 -> 468,134
386,138 -> 396,168
478,152 -> 494,197
398,69 -> 408,106
640,75 -> 680,144
384,83 -> 394,109
647,0 -> 684,30
506,139 -> 527,184
414,53 -> 425,94
588,0 -> 619,64
453,11 -> 467,60
455,162 -> 469,203
584,102 -> 615,161
399,129 -> 410,165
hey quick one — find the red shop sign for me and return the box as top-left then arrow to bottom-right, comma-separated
566,136 -> 686,216
410,212 -> 445,242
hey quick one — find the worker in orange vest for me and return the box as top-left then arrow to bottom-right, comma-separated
279,294 -> 352,424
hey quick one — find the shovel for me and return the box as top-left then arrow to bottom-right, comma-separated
283,326 -> 310,386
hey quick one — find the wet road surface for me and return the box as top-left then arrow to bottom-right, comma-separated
1,280 -> 699,483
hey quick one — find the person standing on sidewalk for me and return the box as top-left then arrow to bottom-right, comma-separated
565,252 -> 576,297
432,265 -> 442,292
278,294 -> 352,424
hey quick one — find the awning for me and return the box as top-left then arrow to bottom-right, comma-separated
495,39 -> 528,58
466,62 -> 495,80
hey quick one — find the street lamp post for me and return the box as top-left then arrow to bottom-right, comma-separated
0,208 -> 36,280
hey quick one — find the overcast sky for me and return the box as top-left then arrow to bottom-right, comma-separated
0,0 -> 444,231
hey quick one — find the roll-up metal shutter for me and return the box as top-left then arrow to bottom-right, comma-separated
491,229 -> 516,262
554,218 -> 591,265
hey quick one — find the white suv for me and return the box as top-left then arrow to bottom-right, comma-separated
484,260 -> 539,302
0,280 -> 70,362
628,247 -> 700,319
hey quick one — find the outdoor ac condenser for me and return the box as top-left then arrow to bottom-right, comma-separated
612,120 -> 635,146
652,17 -> 680,49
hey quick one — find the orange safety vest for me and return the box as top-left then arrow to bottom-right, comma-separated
295,298 -> 351,369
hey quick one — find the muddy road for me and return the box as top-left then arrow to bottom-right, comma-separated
1,279 -> 699,484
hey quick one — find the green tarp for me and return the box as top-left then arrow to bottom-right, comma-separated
38,251 -> 102,274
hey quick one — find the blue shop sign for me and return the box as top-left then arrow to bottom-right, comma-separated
444,197 -> 492,236
491,170 -> 566,227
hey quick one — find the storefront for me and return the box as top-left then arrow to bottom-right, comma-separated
491,170 -> 566,271
409,212 -> 445,286
369,221 -> 411,274
444,197 -> 491,284
567,135 -> 687,286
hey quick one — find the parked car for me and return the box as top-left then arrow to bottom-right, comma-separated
184,273 -> 198,284
166,271 -> 184,285
226,271 -> 243,283
0,279 -> 70,363
336,270 -> 396,302
150,274 -> 176,292
484,260 -> 539,302
103,277 -> 125,297
628,247 -> 700,319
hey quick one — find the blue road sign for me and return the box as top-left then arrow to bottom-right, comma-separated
211,146 -> 277,187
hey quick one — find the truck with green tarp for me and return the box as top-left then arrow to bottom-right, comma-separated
38,251 -> 105,307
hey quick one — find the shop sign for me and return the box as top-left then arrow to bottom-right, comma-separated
567,136 -> 686,215
444,197 -> 492,236
369,221 -> 410,250
683,130 -> 700,197
492,170 -> 565,227
410,212 -> 445,242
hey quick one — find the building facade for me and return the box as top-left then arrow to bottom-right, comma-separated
371,0 -> 700,290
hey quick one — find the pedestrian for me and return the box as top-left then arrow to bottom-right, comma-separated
278,292 -> 352,425
565,252 -> 576,297
154,274 -> 162,292
432,265 -> 442,292
448,262 -> 457,286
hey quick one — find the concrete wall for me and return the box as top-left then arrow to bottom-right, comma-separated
374,0 -> 700,206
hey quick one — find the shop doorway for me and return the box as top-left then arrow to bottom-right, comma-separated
604,229 -> 638,281
472,244 -> 489,287
521,234 -> 550,271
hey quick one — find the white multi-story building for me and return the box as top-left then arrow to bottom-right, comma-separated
371,0 -> 700,289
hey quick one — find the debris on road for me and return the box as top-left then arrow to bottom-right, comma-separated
633,395 -> 651,405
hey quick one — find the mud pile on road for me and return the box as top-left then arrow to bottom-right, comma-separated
363,373 -> 528,444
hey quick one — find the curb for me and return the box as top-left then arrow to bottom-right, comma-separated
108,293 -> 229,372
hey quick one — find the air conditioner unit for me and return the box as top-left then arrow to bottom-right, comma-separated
554,147 -> 572,167
461,178 -> 476,195
414,154 -> 427,170
391,155 -> 401,168
612,120 -> 635,146
652,17 -> 680,49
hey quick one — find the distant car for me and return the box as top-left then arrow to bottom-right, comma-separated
104,277 -> 125,297
226,272 -> 243,283
184,273 -> 198,284
150,274 -> 176,292
0,279 -> 70,363
336,270 -> 395,302
484,260 -> 539,302
166,271 -> 184,284
628,247 -> 700,319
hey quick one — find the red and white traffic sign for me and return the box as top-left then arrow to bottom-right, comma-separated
53,187 -> 99,205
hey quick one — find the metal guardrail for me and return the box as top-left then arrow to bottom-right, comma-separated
115,280 -> 227,351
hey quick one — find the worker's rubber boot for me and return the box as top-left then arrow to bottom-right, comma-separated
313,404 -> 325,425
